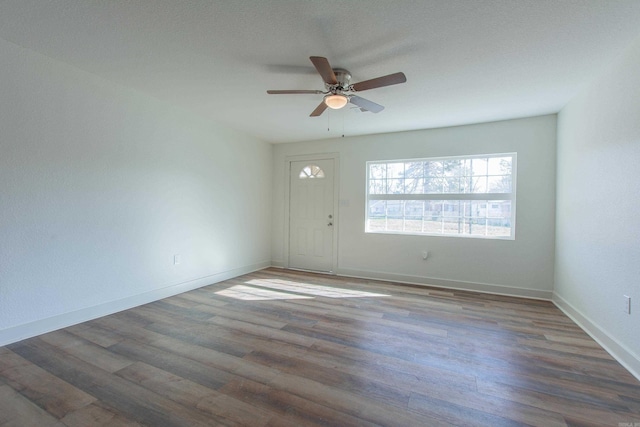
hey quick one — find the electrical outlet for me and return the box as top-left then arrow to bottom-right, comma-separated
174,254 -> 181,265
624,295 -> 631,315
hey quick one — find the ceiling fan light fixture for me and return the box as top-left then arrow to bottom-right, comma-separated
324,94 -> 349,109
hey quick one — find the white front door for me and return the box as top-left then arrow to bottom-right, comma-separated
289,159 -> 335,272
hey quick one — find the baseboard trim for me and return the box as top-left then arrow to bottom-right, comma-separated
336,268 -> 552,300
552,292 -> 640,382
0,261 -> 270,347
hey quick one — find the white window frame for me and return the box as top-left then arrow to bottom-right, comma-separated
365,153 -> 517,240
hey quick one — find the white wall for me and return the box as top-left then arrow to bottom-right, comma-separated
272,115 -> 557,298
0,38 -> 272,344
555,36 -> 640,377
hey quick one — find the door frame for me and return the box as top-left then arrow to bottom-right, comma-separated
284,153 -> 340,274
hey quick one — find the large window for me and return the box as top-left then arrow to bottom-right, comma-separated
366,153 -> 516,239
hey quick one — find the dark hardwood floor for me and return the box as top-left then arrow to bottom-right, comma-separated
1,268 -> 639,426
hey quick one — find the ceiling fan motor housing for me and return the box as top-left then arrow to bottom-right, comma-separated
328,68 -> 352,93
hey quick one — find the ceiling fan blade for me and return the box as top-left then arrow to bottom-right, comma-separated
310,101 -> 328,117
351,72 -> 407,92
267,90 -> 324,94
310,56 -> 338,85
349,95 -> 384,113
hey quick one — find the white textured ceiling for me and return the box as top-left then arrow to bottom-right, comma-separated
1,1 -> 640,143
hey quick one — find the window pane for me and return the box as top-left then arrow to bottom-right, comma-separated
442,200 -> 460,216
404,162 -> 424,179
367,200 -> 386,232
404,178 -> 424,194
487,218 -> 511,237
425,200 -> 443,218
387,163 -> 404,179
426,160 -> 444,177
367,219 -> 386,232
404,200 -> 423,219
369,179 -> 386,194
466,201 -> 485,218
464,217 -> 487,235
443,177 -> 460,193
443,159 -> 461,177
387,179 -> 404,194
489,157 -> 512,175
422,217 -> 442,234
465,176 -> 488,193
386,200 -> 403,218
488,175 -> 511,192
461,200 -> 472,217
442,216 -> 463,234
470,158 -> 488,176
460,158 -> 472,177
369,163 -> 386,179
424,177 -> 443,193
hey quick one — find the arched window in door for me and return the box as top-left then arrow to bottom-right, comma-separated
299,164 -> 325,179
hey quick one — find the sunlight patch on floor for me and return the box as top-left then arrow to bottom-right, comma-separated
244,279 -> 390,299
215,284 -> 314,301
215,279 -> 390,301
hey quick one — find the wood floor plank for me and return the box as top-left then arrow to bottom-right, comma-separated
516,336 -> 614,359
264,368 -> 440,427
108,331 -> 280,388
59,402 -> 142,427
114,361 -> 219,406
477,377 -> 638,426
206,316 -> 318,348
118,304 -> 279,358
190,303 -> 290,330
219,377 -> 393,427
8,339 -> 232,427
38,330 -> 134,373
1,267 -> 639,426
311,317 -> 449,354
305,339 -> 478,393
225,298 -> 327,325
243,349 -> 412,410
0,350 -> 96,419
0,385 -> 64,427
314,310 -> 448,338
408,390 -> 538,427
194,394 -> 273,427
0,349 -> 32,373
116,361 -> 273,426
64,323 -> 124,348
108,339 -> 237,391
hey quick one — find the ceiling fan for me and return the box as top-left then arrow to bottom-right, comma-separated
267,56 -> 407,117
